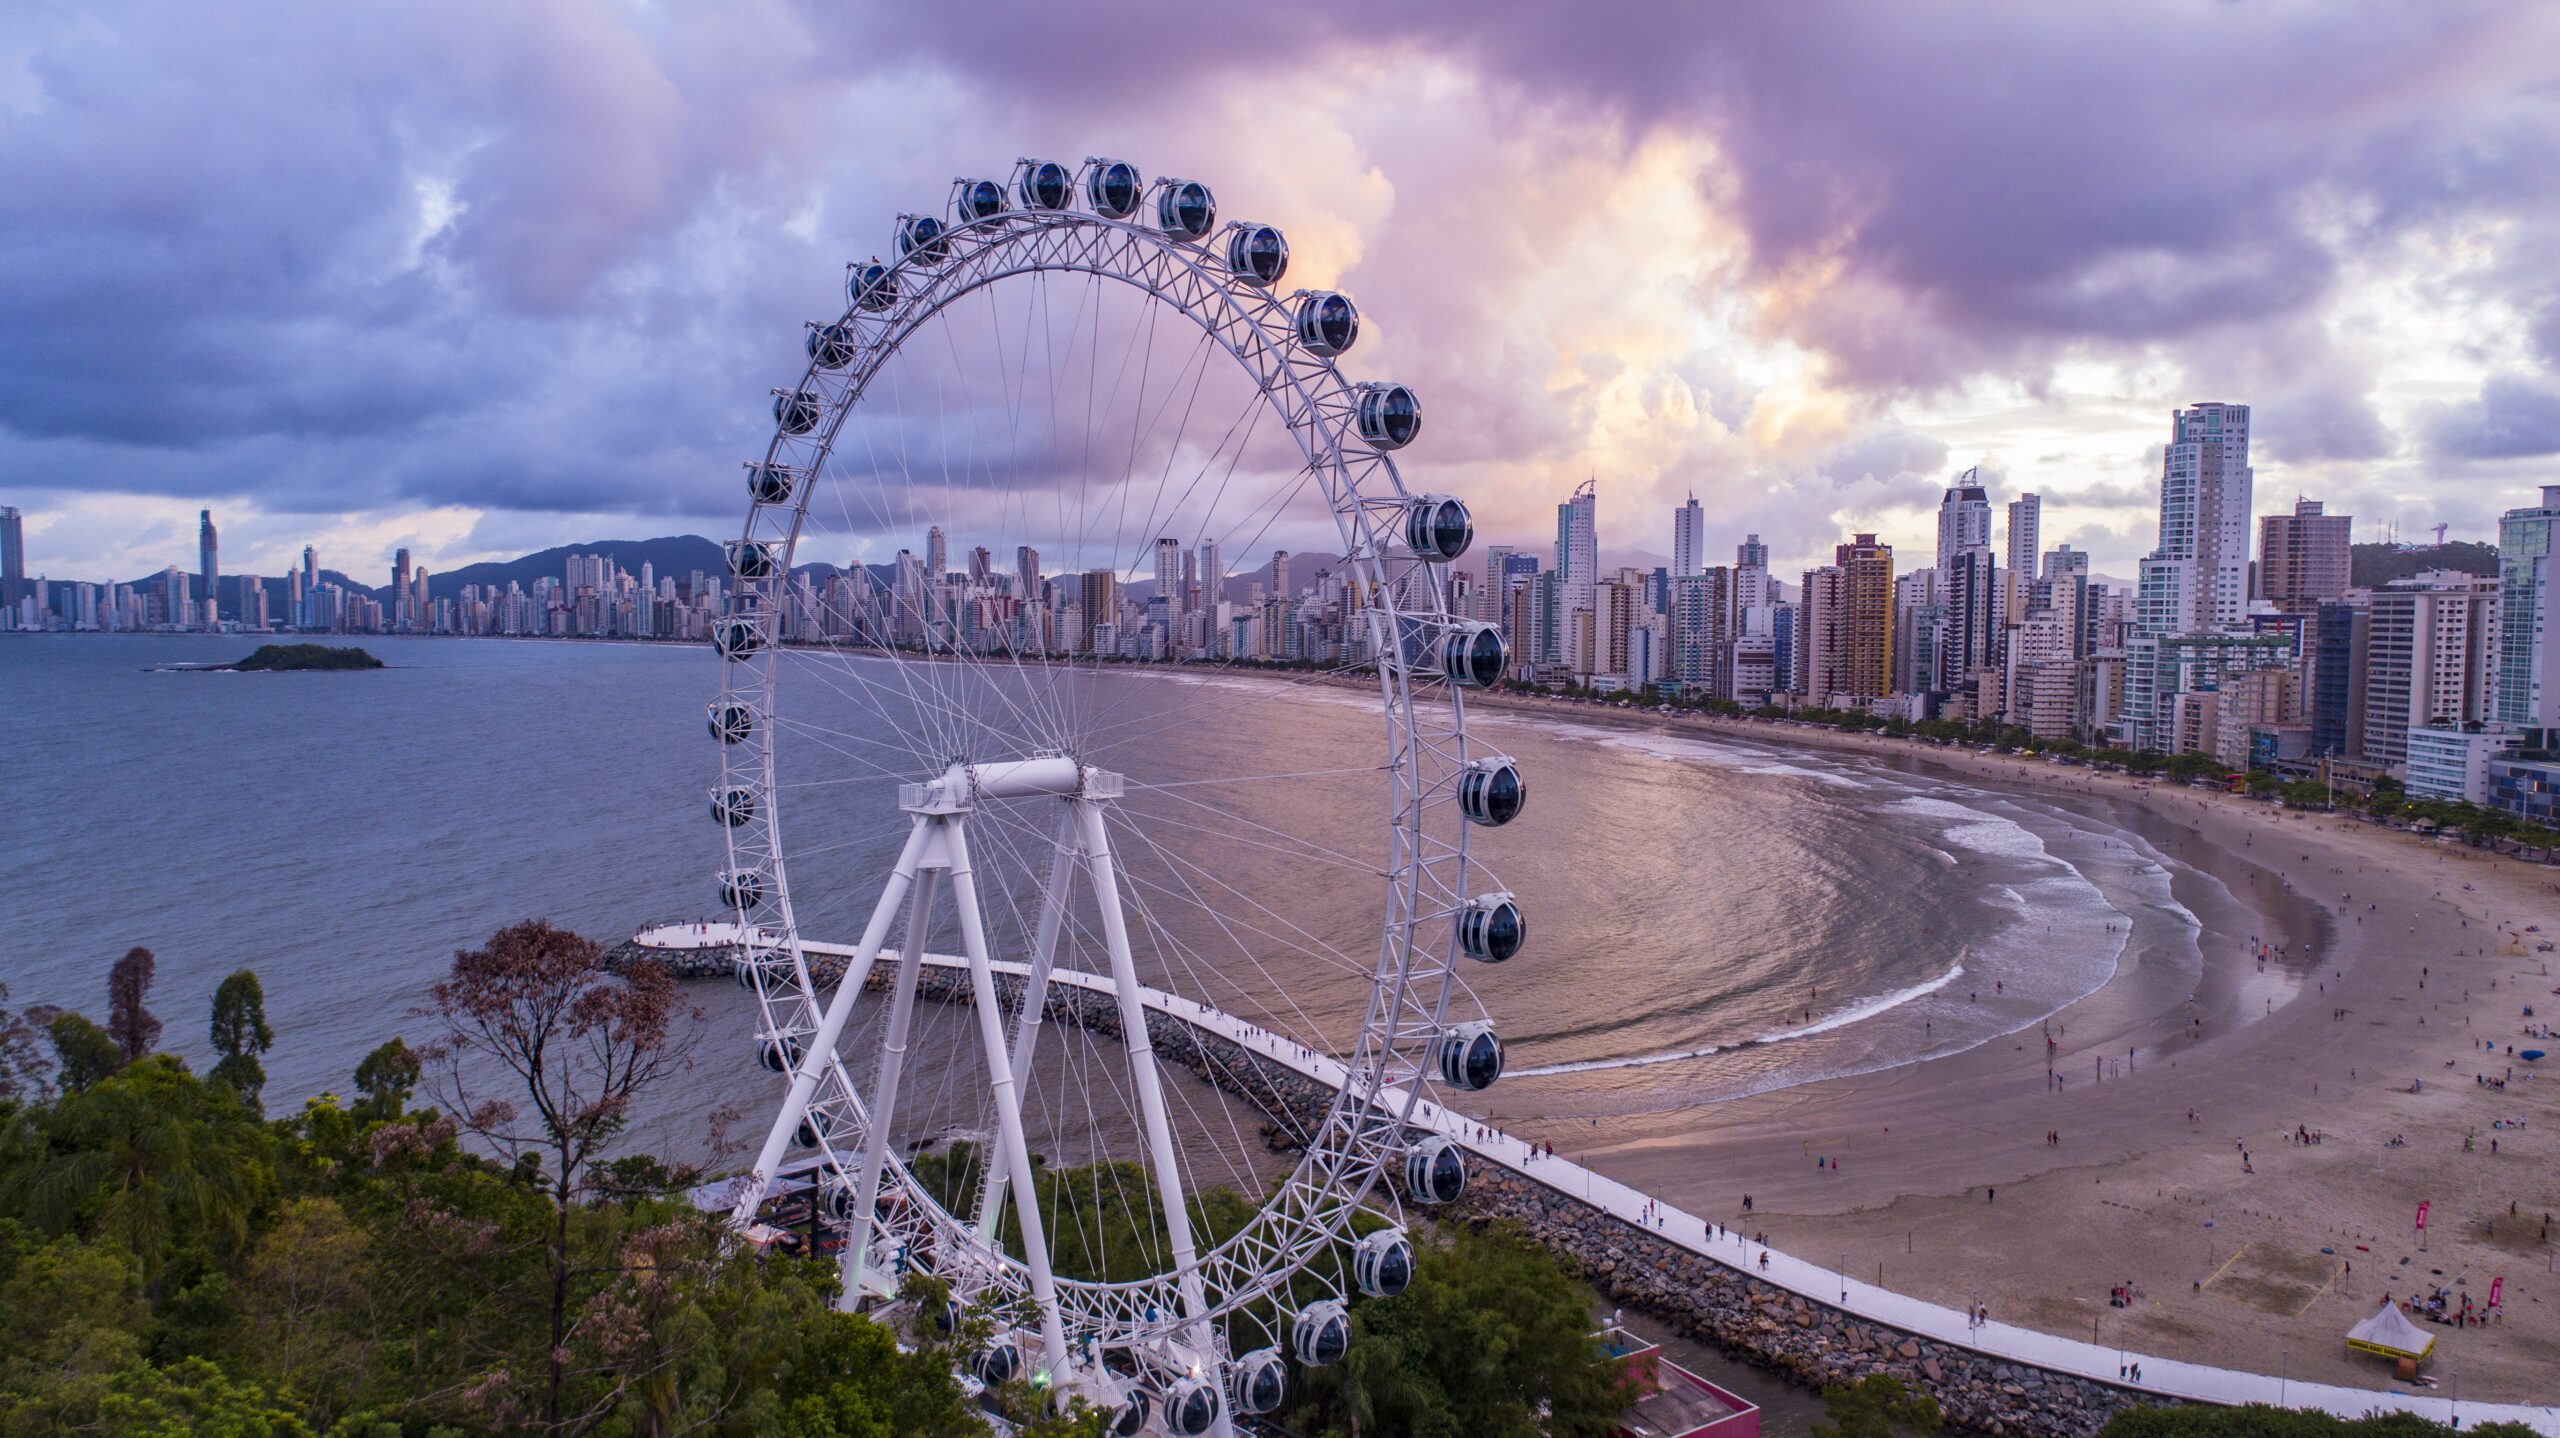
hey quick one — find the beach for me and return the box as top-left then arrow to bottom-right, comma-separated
1463,698 -> 2560,1404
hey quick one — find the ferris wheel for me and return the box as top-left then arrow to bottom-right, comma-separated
709,156 -> 1530,1436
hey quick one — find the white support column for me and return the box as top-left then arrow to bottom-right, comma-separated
1076,801 -> 1214,1352
977,803 -> 1080,1242
944,820 -> 1073,1386
840,853 -> 943,1307
734,818 -> 932,1224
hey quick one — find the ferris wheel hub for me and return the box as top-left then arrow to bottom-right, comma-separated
898,758 -> 1125,814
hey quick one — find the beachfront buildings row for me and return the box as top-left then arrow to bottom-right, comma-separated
1537,402 -> 2558,817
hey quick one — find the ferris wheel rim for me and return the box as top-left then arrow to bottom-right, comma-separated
713,193 -> 1494,1364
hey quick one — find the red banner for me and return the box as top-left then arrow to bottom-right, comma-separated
2490,1276 -> 2504,1307
2416,1201 -> 2430,1231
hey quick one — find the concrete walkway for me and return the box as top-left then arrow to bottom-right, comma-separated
636,923 -> 2558,1432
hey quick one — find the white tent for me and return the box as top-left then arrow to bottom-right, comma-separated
2346,1298 -> 2437,1363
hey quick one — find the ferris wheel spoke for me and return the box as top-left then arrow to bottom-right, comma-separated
715,177 -> 1514,1413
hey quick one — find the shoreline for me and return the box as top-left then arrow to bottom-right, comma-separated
1432,694 -> 2560,1403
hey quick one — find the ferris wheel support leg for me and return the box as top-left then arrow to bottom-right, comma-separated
840,859 -> 941,1311
735,819 -> 932,1227
1075,801 -> 1219,1362
977,802 -> 1080,1244
945,819 -> 1074,1386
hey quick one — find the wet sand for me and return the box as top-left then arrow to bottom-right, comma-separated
1463,701 -> 2560,1405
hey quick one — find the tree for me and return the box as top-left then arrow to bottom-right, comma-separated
420,920 -> 702,1434
1814,1374 -> 1942,1438
1284,1220 -> 1624,1438
0,984 -> 57,1100
350,1037 -> 420,1123
1,1056 -> 272,1290
106,947 -> 162,1064
49,1012 -> 124,1094
209,969 -> 276,1111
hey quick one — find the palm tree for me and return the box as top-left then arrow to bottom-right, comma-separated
1,1059 -> 268,1289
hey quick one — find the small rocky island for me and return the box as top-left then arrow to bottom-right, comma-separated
230,643 -> 385,671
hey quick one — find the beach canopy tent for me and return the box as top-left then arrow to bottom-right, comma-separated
2346,1298 -> 2437,1364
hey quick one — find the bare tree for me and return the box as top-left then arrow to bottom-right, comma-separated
419,919 -> 702,1435
106,947 -> 162,1063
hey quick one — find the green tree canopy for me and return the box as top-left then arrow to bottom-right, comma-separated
1284,1220 -> 1624,1438
49,1012 -> 123,1094
208,970 -> 275,1111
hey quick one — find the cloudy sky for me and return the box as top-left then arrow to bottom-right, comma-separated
5,0 -> 2558,585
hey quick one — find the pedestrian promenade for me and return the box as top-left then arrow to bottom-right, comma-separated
635,924 -> 2559,1433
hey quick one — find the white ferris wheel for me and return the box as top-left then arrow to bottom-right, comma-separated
709,156 -> 1529,1437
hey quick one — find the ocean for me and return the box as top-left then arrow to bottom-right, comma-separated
0,634 -> 2194,1160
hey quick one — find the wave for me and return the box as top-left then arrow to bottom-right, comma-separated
1509,1042 -> 1727,1078
1507,955 -> 1968,1077
1753,956 -> 1968,1043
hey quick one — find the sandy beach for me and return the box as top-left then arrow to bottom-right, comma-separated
1458,696 -> 2560,1405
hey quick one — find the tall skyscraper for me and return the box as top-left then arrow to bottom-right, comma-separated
2004,494 -> 2040,582
2258,498 -> 2351,613
301,545 -> 317,594
1269,550 -> 1289,600
925,526 -> 948,578
2497,486 -> 2560,727
1556,478 -> 1597,600
1833,533 -> 1894,700
1016,545 -> 1041,600
393,548 -> 413,631
0,506 -> 22,604
1942,548 -> 1999,691
1196,540 -> 1221,607
2140,402 -> 2254,634
1935,471 -> 1991,571
1154,537 -> 1181,611
198,510 -> 219,616
968,546 -> 993,586
1671,494 -> 1705,578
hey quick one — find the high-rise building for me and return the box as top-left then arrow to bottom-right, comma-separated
2363,571 -> 2498,767
1832,533 -> 1894,700
393,548 -> 413,631
2043,546 -> 2089,583
1936,471 -> 1992,572
2311,596 -> 2370,759
0,506 -> 22,604
1269,549 -> 1290,600
969,546 -> 994,586
926,526 -> 948,578
2004,494 -> 2040,581
1196,540 -> 1222,608
301,546 -> 317,596
1669,569 -> 1730,690
1154,537 -> 1181,612
1556,479 -> 1597,614
1942,548 -> 1999,695
1796,567 -> 1847,706
2496,486 -> 2560,728
2259,498 -> 2352,613
2143,402 -> 2254,634
1672,494 -> 1705,578
1079,570 -> 1120,654
198,510 -> 219,617
1733,535 -> 1770,616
